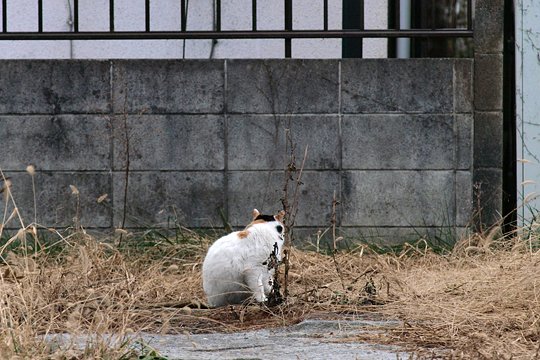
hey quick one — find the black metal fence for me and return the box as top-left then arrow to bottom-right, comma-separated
0,0 -> 473,58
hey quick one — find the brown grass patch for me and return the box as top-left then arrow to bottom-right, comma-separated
0,226 -> 539,359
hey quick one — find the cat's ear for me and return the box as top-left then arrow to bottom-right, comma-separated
275,210 -> 285,222
252,208 -> 260,220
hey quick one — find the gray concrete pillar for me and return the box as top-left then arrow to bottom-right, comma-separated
473,0 -> 505,228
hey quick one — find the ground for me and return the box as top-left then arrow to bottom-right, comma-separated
1,227 -> 539,359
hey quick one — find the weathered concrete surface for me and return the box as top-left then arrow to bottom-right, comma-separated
341,59 -> 454,114
342,171 -> 456,227
113,60 -> 224,114
342,114 -> 455,170
0,58 -> 482,241
0,115 -> 110,171
228,115 -> 340,170
0,61 -> 111,114
453,60 -> 474,113
112,115 -> 225,171
228,171 -> 340,227
472,0 -> 505,229
474,112 -> 503,169
6,171 -> 112,228
47,319 -> 409,360
112,171 -> 225,228
456,114 -> 473,170
227,60 -> 339,114
141,319 -> 406,360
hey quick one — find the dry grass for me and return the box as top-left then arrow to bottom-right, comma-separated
0,224 -> 539,359
1,173 -> 539,358
0,230 -> 204,358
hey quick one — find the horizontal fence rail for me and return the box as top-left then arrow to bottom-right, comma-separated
0,29 -> 474,40
0,0 -> 473,57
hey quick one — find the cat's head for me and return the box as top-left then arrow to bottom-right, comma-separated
246,209 -> 285,236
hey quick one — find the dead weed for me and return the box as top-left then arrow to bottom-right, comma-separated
0,227 -> 539,359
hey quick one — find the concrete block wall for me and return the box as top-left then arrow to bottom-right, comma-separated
0,58 -> 475,245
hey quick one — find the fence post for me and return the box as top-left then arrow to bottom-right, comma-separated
472,0 -> 505,229
342,0 -> 364,58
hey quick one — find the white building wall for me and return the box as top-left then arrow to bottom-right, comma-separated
363,0 -> 388,58
516,0 -> 540,222
0,0 -> 388,59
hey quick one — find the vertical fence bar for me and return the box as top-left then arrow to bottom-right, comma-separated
38,0 -> 43,32
394,0 -> 400,58
323,0 -> 328,31
109,0 -> 114,31
359,0 -> 364,58
360,0 -> 364,29
431,0 -> 436,29
73,0 -> 79,32
284,0 -> 292,58
2,0 -> 7,32
252,0 -> 257,31
395,0 -> 401,30
342,0 -> 363,58
452,0 -> 457,27
216,0 -> 221,31
388,0 -> 400,57
145,0 -> 150,31
181,0 -> 186,31
467,0 -> 472,30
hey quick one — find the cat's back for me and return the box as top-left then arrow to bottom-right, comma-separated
202,231 -> 249,277
205,231 -> 244,258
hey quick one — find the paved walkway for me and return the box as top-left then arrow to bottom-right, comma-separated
47,318 -> 409,359
136,319 -> 407,360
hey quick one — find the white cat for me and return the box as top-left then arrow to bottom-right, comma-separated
202,209 -> 285,307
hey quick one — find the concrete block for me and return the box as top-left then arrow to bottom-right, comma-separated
227,60 -> 339,114
294,171 -> 340,227
474,54 -> 503,111
342,171 -> 455,227
342,115 -> 454,170
473,168 -> 503,228
474,111 -> 503,168
227,171 -> 340,227
336,227 -> 461,247
341,59 -> 453,114
294,226 -> 471,250
228,115 -> 340,170
112,60 -> 224,114
456,171 -> 473,226
474,0 -> 504,54
0,61 -> 111,114
453,60 -> 474,113
112,115 -> 225,170
286,227 -> 339,250
0,115 -> 110,171
113,171 -> 225,228
227,171 -> 283,227
456,114 -> 473,170
3,171 -> 112,228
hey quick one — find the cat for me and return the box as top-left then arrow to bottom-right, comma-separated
202,209 -> 285,307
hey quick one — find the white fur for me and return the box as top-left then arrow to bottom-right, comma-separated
202,218 -> 285,307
